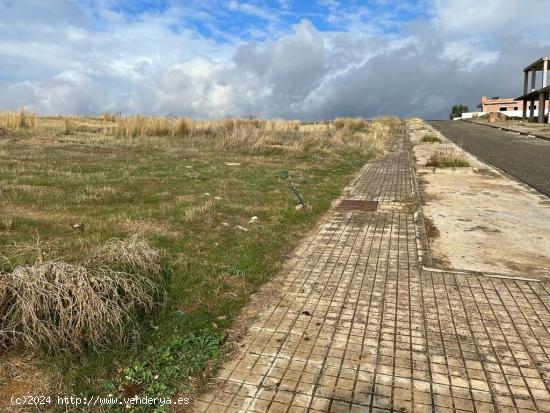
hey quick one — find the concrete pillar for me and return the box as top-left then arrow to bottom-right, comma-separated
529,99 -> 535,121
522,100 -> 527,120
539,92 -> 545,123
543,60 -> 548,88
531,68 -> 537,91
524,71 -> 529,94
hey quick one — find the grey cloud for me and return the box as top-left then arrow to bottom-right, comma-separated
1,1 -> 550,119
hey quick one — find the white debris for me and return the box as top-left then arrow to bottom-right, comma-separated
250,216 -> 258,223
237,225 -> 248,231
225,162 -> 241,166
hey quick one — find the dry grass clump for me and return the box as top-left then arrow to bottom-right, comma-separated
421,134 -> 442,143
333,117 -> 368,131
0,237 -> 164,352
115,116 -> 190,138
0,109 -> 36,130
63,116 -> 74,135
426,149 -> 470,168
101,112 -> 119,122
88,236 -> 162,281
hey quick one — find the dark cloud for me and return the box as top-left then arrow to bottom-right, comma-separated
0,0 -> 549,119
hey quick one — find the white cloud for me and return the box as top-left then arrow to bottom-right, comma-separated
434,0 -> 550,37
1,0 -> 549,119
440,41 -> 500,72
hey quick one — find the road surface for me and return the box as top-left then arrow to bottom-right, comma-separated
429,120 -> 550,196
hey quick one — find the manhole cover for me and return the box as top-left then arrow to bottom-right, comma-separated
338,200 -> 378,211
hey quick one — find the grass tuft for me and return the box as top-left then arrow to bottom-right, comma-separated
0,237 -> 164,352
421,134 -> 442,143
101,112 -> 119,122
426,149 -> 470,168
64,117 -> 74,135
0,109 -> 36,130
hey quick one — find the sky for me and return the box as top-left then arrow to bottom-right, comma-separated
1,0 -> 549,120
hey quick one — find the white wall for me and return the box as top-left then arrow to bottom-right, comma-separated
455,108 -> 548,120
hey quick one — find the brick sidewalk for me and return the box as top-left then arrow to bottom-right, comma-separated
192,126 -> 550,412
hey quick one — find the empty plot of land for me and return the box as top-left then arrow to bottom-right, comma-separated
429,120 -> 550,196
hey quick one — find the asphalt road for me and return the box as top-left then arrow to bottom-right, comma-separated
429,120 -> 550,197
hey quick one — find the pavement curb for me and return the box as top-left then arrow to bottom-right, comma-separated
463,118 -> 550,142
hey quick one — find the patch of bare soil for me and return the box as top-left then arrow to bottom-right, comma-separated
0,354 -> 54,412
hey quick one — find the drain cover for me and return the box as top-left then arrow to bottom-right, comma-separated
338,200 -> 378,211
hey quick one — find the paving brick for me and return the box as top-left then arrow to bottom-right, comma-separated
192,127 -> 550,412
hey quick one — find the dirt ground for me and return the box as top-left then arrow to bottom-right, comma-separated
409,119 -> 550,279
0,354 -> 55,411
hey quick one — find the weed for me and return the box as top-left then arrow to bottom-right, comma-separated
101,112 -> 120,122
426,149 -> 470,168
0,237 -> 164,352
64,117 -> 74,135
0,217 -> 14,231
421,134 -> 442,143
424,217 -> 440,240
119,330 -> 223,411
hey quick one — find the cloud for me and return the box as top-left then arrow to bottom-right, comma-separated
1,0 -> 549,119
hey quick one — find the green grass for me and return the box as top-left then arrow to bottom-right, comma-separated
0,116 -> 392,410
421,134 -> 442,143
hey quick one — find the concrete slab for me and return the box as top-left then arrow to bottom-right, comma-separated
410,119 -> 550,279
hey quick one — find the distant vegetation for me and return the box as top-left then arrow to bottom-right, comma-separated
449,104 -> 469,119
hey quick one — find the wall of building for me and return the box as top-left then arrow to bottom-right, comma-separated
480,96 -> 523,112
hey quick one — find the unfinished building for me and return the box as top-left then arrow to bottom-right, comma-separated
516,57 -> 550,123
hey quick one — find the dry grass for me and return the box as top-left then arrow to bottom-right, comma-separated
111,115 -> 397,157
63,117 -> 74,135
426,149 -> 470,168
0,110 -> 36,130
115,115 -> 190,138
0,237 -> 163,352
182,199 -> 214,222
101,112 -> 119,122
332,117 -> 368,130
87,236 -> 162,282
